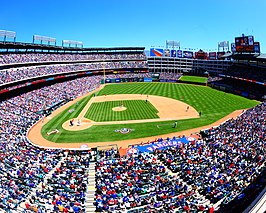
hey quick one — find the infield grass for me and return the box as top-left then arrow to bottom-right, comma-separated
179,75 -> 208,83
41,83 -> 259,143
85,100 -> 159,121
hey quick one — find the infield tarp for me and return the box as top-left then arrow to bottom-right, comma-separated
136,137 -> 189,153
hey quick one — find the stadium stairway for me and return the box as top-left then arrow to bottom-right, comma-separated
156,158 -> 212,208
85,162 -> 96,213
18,154 -> 68,211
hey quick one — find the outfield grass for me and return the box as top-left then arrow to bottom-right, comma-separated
41,83 -> 259,143
179,75 -> 208,83
85,100 -> 159,121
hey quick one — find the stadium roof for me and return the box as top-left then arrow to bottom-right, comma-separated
220,52 -> 232,58
256,53 -> 266,60
0,41 -> 145,53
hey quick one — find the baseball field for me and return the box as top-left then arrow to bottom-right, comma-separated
27,82 -> 259,148
179,75 -> 208,83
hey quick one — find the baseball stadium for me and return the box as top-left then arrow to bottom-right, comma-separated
0,35 -> 265,213
0,3 -> 266,212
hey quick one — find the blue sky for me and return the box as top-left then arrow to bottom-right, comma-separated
1,0 -> 266,52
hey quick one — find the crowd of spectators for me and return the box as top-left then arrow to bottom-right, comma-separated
0,61 -> 148,86
0,74 -> 108,212
24,150 -> 92,213
2,75 -> 102,113
95,102 -> 265,212
223,63 -> 266,83
0,132 -> 64,212
159,72 -> 182,80
1,72 -> 155,113
0,53 -> 146,65
0,70 -> 156,147
95,147 -> 211,212
0,82 -> 264,212
0,50 -> 265,212
209,77 -> 266,101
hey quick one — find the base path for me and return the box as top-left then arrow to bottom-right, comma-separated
27,84 -> 245,149
27,100 -> 244,149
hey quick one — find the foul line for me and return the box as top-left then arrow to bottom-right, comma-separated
78,96 -> 95,119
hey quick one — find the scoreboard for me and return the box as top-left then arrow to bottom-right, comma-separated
235,36 -> 254,52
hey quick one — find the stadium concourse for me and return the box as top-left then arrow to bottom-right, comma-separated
0,46 -> 265,213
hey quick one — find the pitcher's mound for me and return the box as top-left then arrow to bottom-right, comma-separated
112,106 -> 127,111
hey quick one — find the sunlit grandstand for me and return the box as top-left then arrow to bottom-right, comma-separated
0,29 -> 265,213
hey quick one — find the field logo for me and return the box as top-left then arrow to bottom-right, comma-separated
80,144 -> 89,149
126,147 -> 138,155
68,108 -> 75,113
46,129 -> 59,135
115,128 -> 134,134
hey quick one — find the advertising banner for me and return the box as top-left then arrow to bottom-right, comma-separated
231,43 -> 236,52
254,42 -> 260,53
144,77 -> 152,82
115,78 -> 121,83
171,49 -> 177,57
183,51 -> 193,58
177,50 -> 182,58
136,137 -> 190,153
150,48 -> 164,57
217,52 -> 225,60
164,49 -> 170,57
209,52 -> 217,60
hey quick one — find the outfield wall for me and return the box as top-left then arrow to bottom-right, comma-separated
101,77 -> 208,86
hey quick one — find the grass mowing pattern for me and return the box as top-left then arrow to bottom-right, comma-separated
41,83 -> 259,143
179,75 -> 207,83
97,83 -> 256,120
85,100 -> 159,122
41,94 -> 93,142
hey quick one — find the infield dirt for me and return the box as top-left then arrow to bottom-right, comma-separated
61,94 -> 199,131
27,85 -> 244,149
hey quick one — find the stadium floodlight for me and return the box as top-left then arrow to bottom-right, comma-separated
62,40 -> 83,48
33,35 -> 56,45
0,30 -> 16,42
218,41 -> 229,52
166,40 -> 180,49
